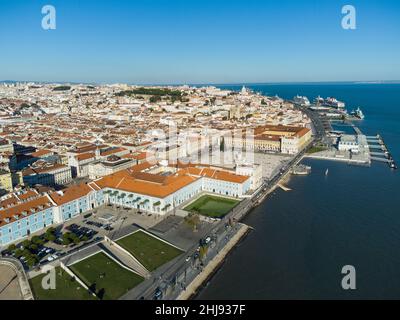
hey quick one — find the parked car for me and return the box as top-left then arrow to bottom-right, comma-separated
154,288 -> 163,300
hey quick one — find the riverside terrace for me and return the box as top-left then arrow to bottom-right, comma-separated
0,161 -> 254,247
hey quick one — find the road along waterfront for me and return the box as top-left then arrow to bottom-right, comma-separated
196,83 -> 400,299
177,223 -> 250,300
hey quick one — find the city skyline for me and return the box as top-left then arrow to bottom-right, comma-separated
1,0 -> 400,84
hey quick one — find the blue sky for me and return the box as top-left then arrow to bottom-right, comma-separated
0,0 -> 399,84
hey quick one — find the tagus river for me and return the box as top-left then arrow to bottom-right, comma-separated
197,83 -> 400,299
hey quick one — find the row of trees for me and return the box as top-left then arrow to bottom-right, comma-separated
116,87 -> 189,104
6,231 -> 55,267
62,231 -> 86,245
6,227 -> 62,267
116,87 -> 183,97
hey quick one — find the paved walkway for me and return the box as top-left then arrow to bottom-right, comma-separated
0,265 -> 22,300
0,258 -> 33,300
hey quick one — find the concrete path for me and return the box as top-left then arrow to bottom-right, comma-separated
0,258 -> 33,300
100,241 -> 150,278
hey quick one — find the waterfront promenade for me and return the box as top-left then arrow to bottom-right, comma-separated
177,223 -> 250,300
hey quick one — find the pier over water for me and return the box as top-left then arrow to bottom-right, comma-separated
366,134 -> 397,169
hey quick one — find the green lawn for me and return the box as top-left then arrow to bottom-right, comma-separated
307,146 -> 327,154
116,230 -> 183,271
184,195 -> 240,218
29,267 -> 96,300
69,251 -> 144,300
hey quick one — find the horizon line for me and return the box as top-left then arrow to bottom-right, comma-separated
1,79 -> 400,86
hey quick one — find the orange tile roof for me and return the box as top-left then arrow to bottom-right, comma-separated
121,151 -> 149,161
17,190 -> 39,201
178,167 -> 249,183
0,195 -> 20,209
22,163 -> 68,176
97,172 -> 196,199
76,152 -> 95,161
295,127 -> 311,138
31,149 -> 53,158
94,162 -> 249,199
0,196 -> 54,227
48,183 -> 93,206
100,147 -> 127,157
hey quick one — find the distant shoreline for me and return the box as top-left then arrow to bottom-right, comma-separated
2,80 -> 400,86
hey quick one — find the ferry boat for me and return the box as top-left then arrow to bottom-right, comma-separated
293,95 -> 311,107
350,107 -> 365,120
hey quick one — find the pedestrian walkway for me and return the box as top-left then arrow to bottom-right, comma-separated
176,224 -> 250,300
0,258 -> 33,300
101,240 -> 150,278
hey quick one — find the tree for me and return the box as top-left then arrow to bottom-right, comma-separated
184,212 -> 201,232
26,255 -> 39,268
62,233 -> 72,246
45,233 -> 56,242
31,236 -> 44,246
199,246 -> 208,261
44,227 -> 57,242
46,227 -> 56,234
149,95 -> 161,103
29,243 -> 38,252
22,239 -> 31,248
14,249 -> 23,258
7,244 -> 16,252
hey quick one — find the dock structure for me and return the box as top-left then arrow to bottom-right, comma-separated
353,126 -> 363,135
370,152 -> 388,157
366,134 -> 397,169
370,156 -> 391,163
305,126 -> 398,169
278,184 -> 292,192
